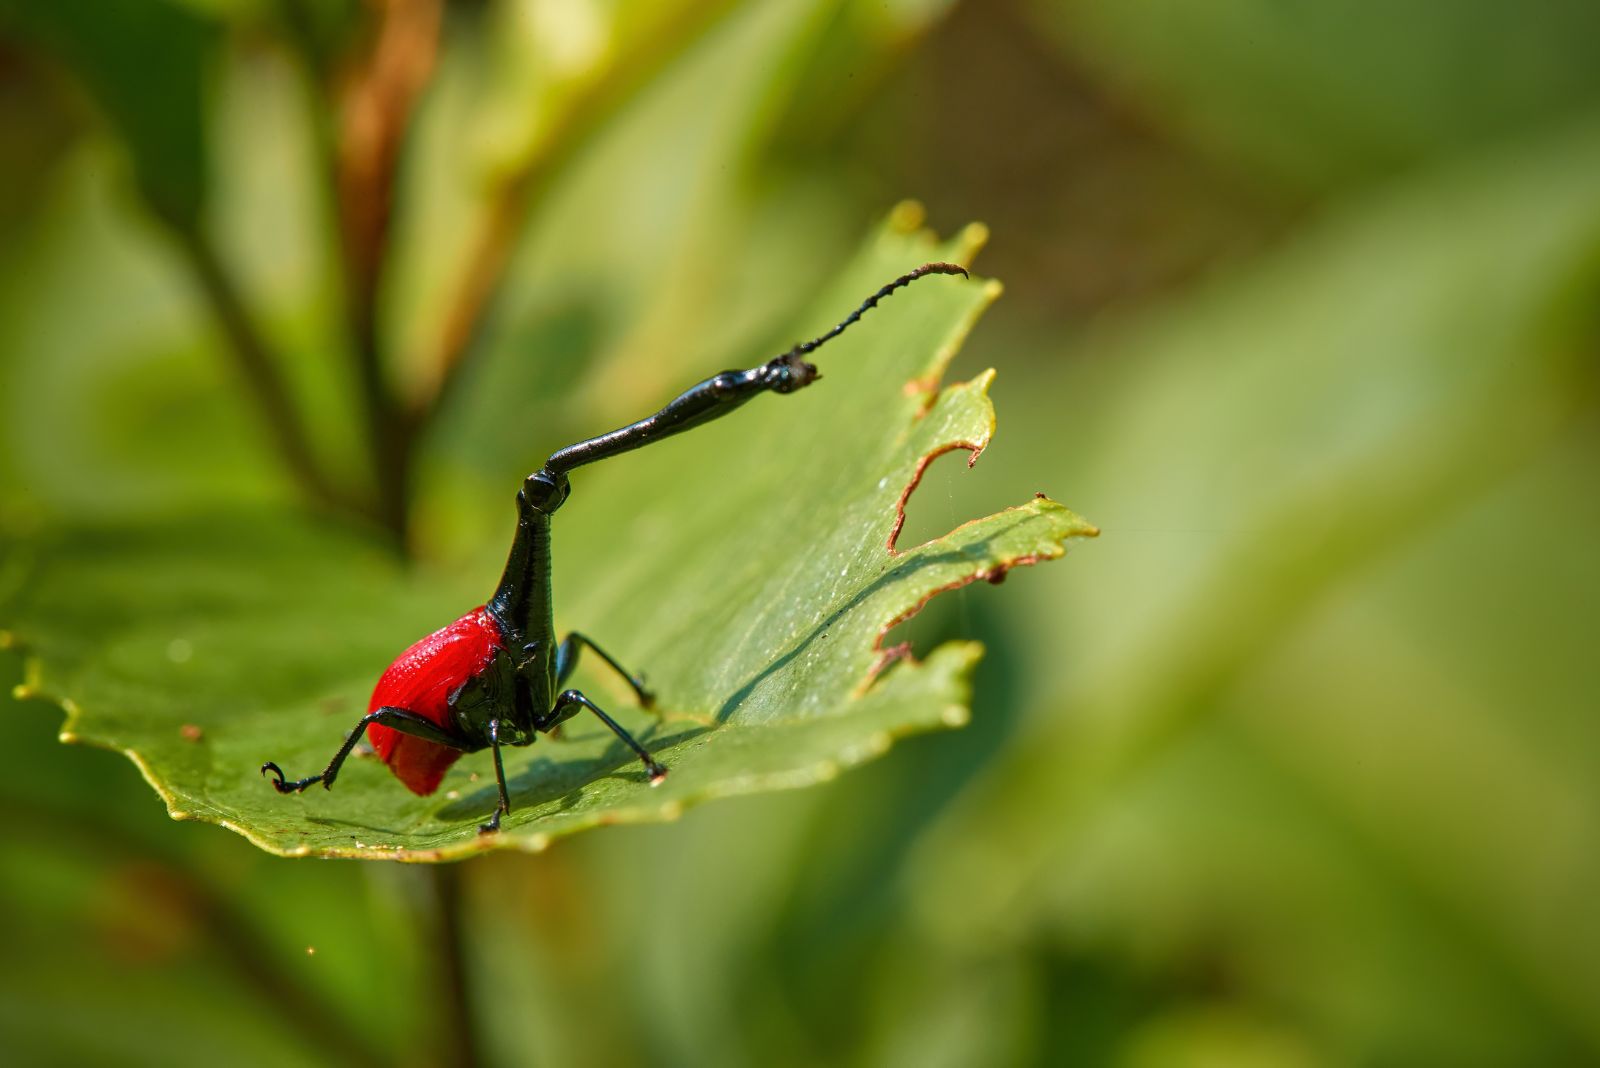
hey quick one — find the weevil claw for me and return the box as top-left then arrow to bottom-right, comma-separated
262,761 -> 322,793
647,762 -> 668,786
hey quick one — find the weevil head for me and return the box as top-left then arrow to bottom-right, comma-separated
765,351 -> 819,394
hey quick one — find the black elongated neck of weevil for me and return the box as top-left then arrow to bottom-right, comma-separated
487,491 -> 554,644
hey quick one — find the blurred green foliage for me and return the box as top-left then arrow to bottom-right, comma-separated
2,1 -> 1598,1065
0,0 -> 216,226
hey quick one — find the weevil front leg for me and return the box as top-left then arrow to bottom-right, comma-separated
537,689 -> 667,784
555,632 -> 654,708
262,706 -> 468,793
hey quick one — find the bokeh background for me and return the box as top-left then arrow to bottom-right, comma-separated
3,1 -> 1599,1065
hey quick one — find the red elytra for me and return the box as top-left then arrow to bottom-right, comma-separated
367,606 -> 504,795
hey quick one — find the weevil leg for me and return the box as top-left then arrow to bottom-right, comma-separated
555,632 -> 655,708
262,706 -> 467,794
538,689 -> 667,784
480,718 -> 511,835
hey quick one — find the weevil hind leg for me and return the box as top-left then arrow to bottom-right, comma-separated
263,705 -> 468,795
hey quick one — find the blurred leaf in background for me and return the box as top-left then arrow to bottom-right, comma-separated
3,0 -> 1599,1065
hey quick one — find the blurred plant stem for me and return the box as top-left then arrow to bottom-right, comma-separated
417,0 -> 740,429
171,221 -> 347,516
428,864 -> 480,1068
330,0 -> 441,547
261,0 -> 743,549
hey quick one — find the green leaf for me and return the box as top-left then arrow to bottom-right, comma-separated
1,0 -> 217,228
2,214 -> 1095,860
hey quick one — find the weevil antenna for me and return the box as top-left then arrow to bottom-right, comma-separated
789,261 -> 968,358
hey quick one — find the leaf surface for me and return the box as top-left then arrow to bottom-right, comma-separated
2,216 -> 1094,860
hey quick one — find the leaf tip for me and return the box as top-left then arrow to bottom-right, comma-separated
956,222 -> 991,265
888,199 -> 926,233
1028,495 -> 1100,538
